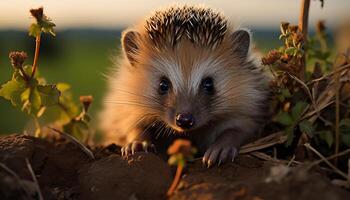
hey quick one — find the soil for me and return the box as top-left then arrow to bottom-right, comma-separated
0,134 -> 349,200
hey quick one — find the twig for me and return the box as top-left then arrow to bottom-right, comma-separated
250,151 -> 301,165
0,162 -> 31,198
307,63 -> 350,85
304,143 -> 347,179
47,127 -> 95,160
25,158 -> 44,200
287,155 -> 296,167
310,148 -> 350,167
287,73 -> 315,106
287,73 -> 325,123
189,132 -> 288,162
300,100 -> 334,121
240,131 -> 287,154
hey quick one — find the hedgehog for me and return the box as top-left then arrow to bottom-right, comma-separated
99,5 -> 270,167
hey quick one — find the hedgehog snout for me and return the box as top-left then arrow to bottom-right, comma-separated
175,113 -> 195,130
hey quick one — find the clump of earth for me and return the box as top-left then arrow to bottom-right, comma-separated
0,134 -> 349,200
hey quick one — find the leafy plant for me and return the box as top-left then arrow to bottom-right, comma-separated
167,139 -> 197,196
262,2 -> 350,160
0,7 -> 92,140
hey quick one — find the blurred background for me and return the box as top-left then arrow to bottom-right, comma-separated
0,0 -> 349,134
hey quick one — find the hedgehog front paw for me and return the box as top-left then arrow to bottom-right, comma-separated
121,141 -> 156,157
202,144 -> 238,168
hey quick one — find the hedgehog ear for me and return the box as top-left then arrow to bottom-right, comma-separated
230,29 -> 251,58
122,30 -> 141,66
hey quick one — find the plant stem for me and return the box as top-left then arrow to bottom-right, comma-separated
18,67 -> 30,82
334,61 -> 341,165
33,116 -> 41,137
167,164 -> 183,196
298,0 -> 310,39
298,0 -> 310,81
31,33 -> 41,79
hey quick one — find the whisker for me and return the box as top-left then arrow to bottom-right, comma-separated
105,100 -> 161,111
113,89 -> 165,107
124,113 -> 157,136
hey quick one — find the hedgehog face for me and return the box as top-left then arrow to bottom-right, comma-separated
142,38 -> 253,133
120,6 -> 259,134
150,64 -> 218,132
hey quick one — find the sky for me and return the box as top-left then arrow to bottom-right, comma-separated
0,0 -> 349,30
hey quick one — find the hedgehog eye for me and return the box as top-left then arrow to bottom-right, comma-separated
158,77 -> 171,95
202,77 -> 215,95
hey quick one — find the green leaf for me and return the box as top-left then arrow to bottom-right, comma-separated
23,65 -> 32,75
41,84 -> 78,124
20,88 -> 30,102
291,101 -> 308,120
281,88 -> 291,98
341,134 -> 350,147
339,118 -> 350,127
318,131 -> 333,148
29,87 -> 41,112
339,118 -> 350,147
37,85 -> 60,106
276,111 -> 293,126
0,78 -> 26,106
39,18 -> 56,37
28,23 -> 41,37
285,126 -> 295,146
56,83 -> 71,92
21,87 -> 41,114
285,47 -> 297,56
299,120 -> 314,137
278,88 -> 292,102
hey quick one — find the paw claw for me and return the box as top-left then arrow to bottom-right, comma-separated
218,159 -> 222,167
231,147 -> 238,162
202,157 -> 207,166
121,141 -> 154,157
207,160 -> 212,168
203,144 -> 239,167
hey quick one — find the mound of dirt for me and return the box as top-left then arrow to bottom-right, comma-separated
0,134 -> 171,200
0,134 -> 349,200
78,153 -> 171,200
170,157 -> 350,200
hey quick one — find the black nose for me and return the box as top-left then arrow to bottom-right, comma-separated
176,113 -> 195,129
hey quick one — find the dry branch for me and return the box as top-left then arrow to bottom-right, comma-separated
304,143 -> 348,179
298,0 -> 311,81
240,131 -> 287,154
25,158 -> 43,200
